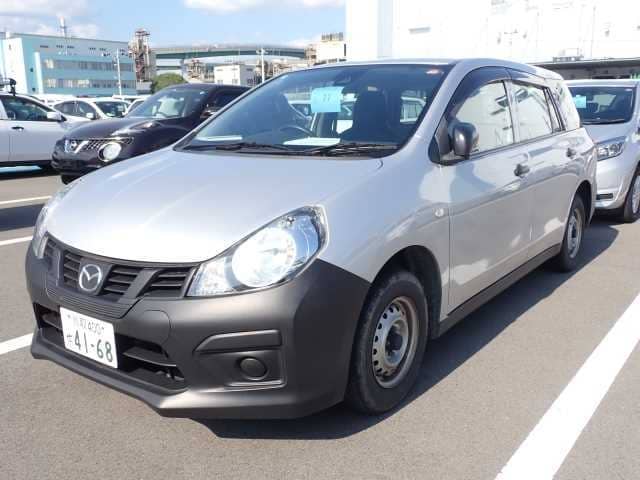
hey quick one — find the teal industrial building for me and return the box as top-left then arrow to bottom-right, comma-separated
0,32 -> 136,96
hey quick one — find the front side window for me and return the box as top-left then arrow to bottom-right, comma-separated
568,85 -> 636,125
513,83 -> 553,141
1,97 -> 51,121
181,64 -> 450,157
127,88 -> 210,119
450,81 -> 514,153
56,102 -> 74,115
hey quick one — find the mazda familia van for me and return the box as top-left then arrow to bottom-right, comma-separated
568,80 -> 640,222
27,59 -> 596,419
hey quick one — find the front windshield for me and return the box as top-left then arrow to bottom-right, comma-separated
95,101 -> 128,118
127,87 -> 209,119
569,85 -> 636,124
182,64 -> 450,156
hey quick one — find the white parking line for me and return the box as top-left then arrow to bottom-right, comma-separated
0,334 -> 33,356
496,292 -> 640,480
0,236 -> 33,247
0,196 -> 50,206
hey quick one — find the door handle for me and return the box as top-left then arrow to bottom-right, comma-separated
514,163 -> 530,177
566,147 -> 577,158
11,126 -> 24,131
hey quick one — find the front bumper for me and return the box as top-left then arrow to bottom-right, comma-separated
595,148 -> 639,210
27,246 -> 370,419
51,139 -> 136,177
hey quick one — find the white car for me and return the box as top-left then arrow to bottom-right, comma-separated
0,92 -> 81,168
53,98 -> 129,121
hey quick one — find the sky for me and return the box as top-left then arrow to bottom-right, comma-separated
0,0 -> 346,47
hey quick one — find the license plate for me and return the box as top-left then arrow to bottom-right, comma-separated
60,307 -> 118,368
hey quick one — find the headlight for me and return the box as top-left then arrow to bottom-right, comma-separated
99,142 -> 122,162
32,179 -> 82,258
596,137 -> 626,161
187,207 -> 326,297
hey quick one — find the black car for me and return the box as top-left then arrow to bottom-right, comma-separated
52,83 -> 248,183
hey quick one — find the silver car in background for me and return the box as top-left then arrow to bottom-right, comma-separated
27,59 -> 596,419
568,80 -> 640,222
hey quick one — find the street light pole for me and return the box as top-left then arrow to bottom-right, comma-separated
256,48 -> 265,83
115,49 -> 123,96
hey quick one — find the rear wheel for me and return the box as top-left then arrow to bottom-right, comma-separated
345,270 -> 428,415
551,194 -> 586,272
618,167 -> 640,223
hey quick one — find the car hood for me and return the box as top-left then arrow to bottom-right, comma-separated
47,149 -> 383,263
64,117 -> 158,139
582,122 -> 633,144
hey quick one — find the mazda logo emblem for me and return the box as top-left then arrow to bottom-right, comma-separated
78,264 -> 103,293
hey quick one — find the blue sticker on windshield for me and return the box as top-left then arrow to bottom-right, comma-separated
573,95 -> 587,109
311,87 -> 344,113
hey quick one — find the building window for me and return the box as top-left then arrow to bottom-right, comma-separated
39,45 -> 49,49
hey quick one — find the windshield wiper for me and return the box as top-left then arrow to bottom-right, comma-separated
582,118 -> 628,125
303,142 -> 400,157
181,142 -> 296,153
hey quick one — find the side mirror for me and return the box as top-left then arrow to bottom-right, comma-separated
451,122 -> 479,159
46,111 -> 63,122
85,112 -> 96,120
201,106 -> 219,118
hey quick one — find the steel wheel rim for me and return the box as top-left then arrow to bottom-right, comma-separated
567,207 -> 583,259
371,296 -> 419,389
631,176 -> 640,214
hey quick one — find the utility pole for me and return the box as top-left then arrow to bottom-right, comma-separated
115,49 -> 123,96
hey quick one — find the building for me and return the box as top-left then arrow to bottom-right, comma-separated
346,0 -> 640,63
313,33 -> 347,65
0,32 -> 136,97
214,64 -> 258,87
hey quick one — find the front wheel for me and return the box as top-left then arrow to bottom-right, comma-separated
618,167 -> 640,223
345,270 -> 428,415
551,194 -> 586,272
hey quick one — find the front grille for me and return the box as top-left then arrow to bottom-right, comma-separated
67,137 -> 133,153
143,268 -> 193,297
52,240 -> 195,303
37,306 -> 186,391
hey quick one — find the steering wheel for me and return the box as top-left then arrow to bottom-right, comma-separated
154,111 -> 169,118
278,124 -> 313,137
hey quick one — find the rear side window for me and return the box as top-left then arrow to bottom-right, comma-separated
552,81 -> 581,130
212,92 -> 241,109
512,83 -> 553,141
451,81 -> 514,153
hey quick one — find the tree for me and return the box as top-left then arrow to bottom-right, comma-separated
151,73 -> 186,93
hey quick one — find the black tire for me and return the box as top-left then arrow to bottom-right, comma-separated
60,175 -> 77,185
617,166 -> 640,223
345,270 -> 428,415
551,194 -> 586,272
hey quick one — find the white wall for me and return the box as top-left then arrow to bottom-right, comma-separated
347,0 -> 640,62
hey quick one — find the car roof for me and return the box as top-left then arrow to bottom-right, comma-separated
566,79 -> 640,87
167,83 -> 248,91
309,57 -> 563,80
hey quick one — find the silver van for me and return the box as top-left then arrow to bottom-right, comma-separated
567,80 -> 640,222
27,59 -> 596,419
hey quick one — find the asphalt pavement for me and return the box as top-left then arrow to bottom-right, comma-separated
0,167 -> 638,480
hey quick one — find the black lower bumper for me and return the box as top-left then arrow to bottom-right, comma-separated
27,248 -> 370,419
51,155 -> 104,178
